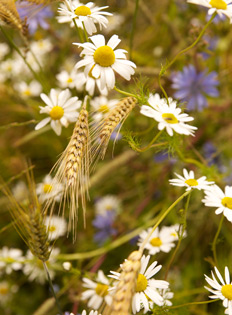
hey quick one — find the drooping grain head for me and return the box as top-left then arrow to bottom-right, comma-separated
0,0 -> 23,31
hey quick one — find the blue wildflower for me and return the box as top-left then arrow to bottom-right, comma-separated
16,1 -> 53,34
171,65 -> 219,111
93,211 -> 117,245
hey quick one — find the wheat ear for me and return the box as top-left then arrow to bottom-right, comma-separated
103,251 -> 142,315
91,97 -> 137,162
46,103 -> 90,238
0,0 -> 23,31
24,0 -> 61,4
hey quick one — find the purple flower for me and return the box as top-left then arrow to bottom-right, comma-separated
16,1 -> 53,34
171,65 -> 219,111
93,212 -> 117,245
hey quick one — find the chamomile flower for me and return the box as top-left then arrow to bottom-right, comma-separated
169,168 -> 214,191
202,185 -> 232,222
56,69 -> 85,90
74,34 -> 136,90
138,227 -> 176,255
158,288 -> 174,306
90,96 -> 118,121
0,247 -> 24,274
31,39 -> 53,56
162,224 -> 187,241
205,266 -> 232,314
57,0 -> 112,35
35,89 -> 81,135
45,215 -> 67,240
110,255 -> 169,314
187,0 -> 232,21
36,174 -> 63,203
0,43 -> 9,60
140,97 -> 197,136
95,195 -> 121,216
81,270 -> 112,309
0,281 -> 17,304
14,81 -> 42,99
82,72 -> 108,95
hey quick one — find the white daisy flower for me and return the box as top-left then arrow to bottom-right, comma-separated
0,43 -> 10,60
81,270 -> 112,310
0,58 -> 21,79
110,255 -> 169,314
0,247 -> 24,274
44,215 -> 67,240
137,227 -> 176,255
36,174 -> 63,203
95,195 -> 121,216
74,34 -> 136,90
14,81 -> 42,98
82,311 -> 101,315
12,181 -> 29,203
81,71 -> 108,95
23,248 -> 60,284
56,69 -> 85,90
30,39 -> 53,56
57,0 -> 112,35
35,88 -> 81,135
0,281 -> 17,304
158,288 -> 174,306
90,96 -> 118,121
103,13 -> 125,33
141,97 -> 197,136
161,224 -> 187,241
187,0 -> 232,22
169,168 -> 214,191
202,185 -> 232,222
205,266 -> 232,314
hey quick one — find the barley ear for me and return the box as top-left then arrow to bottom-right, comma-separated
0,0 -> 23,31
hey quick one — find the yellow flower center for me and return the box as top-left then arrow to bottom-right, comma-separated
74,5 -> 91,16
94,46 -> 116,67
221,284 -> 232,300
162,113 -> 178,124
23,89 -> 31,96
95,283 -> 109,297
49,106 -> 64,120
49,225 -> 56,232
185,179 -> 198,187
43,184 -> 53,194
150,237 -> 162,247
209,0 -> 227,10
171,232 -> 177,237
221,197 -> 232,210
0,287 -> 8,296
98,105 -> 110,113
136,274 -> 148,292
67,77 -> 73,83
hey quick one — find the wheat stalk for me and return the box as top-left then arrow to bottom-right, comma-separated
0,0 -> 23,31
46,103 -> 90,238
103,251 -> 142,315
91,97 -> 137,162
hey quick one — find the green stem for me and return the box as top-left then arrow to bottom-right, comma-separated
43,262 -> 63,315
130,130 -> 164,152
82,22 -> 89,42
212,214 -> 224,267
169,299 -> 220,310
130,141 -> 168,153
129,0 -> 140,59
158,12 -> 216,101
139,190 -> 191,253
114,86 -> 137,98
73,19 -> 85,43
164,193 -> 191,279
0,26 -> 49,93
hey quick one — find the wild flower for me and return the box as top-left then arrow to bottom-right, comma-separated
81,270 -> 112,309
44,215 -> 67,240
171,65 -> 219,111
35,88 -> 81,136
0,43 -> 9,60
56,69 -> 85,91
90,96 -> 119,122
94,195 -> 121,216
202,184 -> 232,222
93,212 -> 117,245
0,247 -> 24,274
57,0 -> 112,35
36,174 -> 63,203
14,80 -> 42,98
205,266 -> 232,314
12,181 -> 29,203
74,34 -> 136,90
30,39 -> 53,56
169,168 -> 214,191
140,95 -> 197,136
0,281 -> 17,304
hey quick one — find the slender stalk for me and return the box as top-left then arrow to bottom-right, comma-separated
43,262 -> 63,315
82,22 -> 89,42
164,193 -> 191,279
73,19 -> 85,43
139,190 -> 191,253
212,214 -> 224,266
129,0 -> 140,59
114,86 -> 137,98
130,141 -> 167,153
169,299 -> 220,310
158,12 -> 216,102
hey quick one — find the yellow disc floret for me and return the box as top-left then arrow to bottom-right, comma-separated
49,225 -> 56,232
49,106 -> 64,120
0,287 -> 8,296
95,283 -> 109,297
209,0 -> 227,10
43,184 -> 53,193
185,179 -> 198,186
75,5 -> 91,16
98,105 -> 110,113
150,237 -> 162,247
162,113 -> 178,124
221,197 -> 232,210
221,284 -> 232,300
136,274 -> 148,292
94,46 -> 116,67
